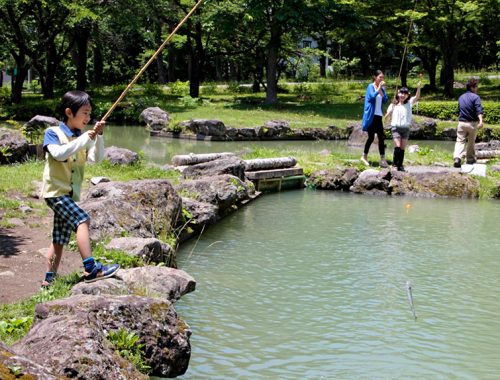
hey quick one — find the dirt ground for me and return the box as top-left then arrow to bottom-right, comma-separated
0,199 -> 82,305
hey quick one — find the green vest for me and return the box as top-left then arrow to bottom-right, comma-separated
42,127 -> 87,201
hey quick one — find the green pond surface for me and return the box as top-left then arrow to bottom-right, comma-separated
174,191 -> 500,379
109,126 -> 495,379
104,125 -> 455,165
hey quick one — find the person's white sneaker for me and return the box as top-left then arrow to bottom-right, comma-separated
360,155 -> 370,166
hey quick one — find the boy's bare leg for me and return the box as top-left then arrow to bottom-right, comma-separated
46,243 -> 63,273
42,242 -> 63,286
76,220 -> 92,260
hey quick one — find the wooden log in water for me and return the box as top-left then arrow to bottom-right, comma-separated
172,152 -> 235,166
244,157 -> 297,171
476,150 -> 500,159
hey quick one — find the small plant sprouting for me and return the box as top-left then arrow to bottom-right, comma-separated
108,328 -> 151,374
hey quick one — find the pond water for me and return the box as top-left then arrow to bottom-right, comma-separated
103,125 -> 455,165
174,191 -> 500,379
110,126 -> 495,379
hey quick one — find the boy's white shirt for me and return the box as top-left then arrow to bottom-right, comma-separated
47,132 -> 104,162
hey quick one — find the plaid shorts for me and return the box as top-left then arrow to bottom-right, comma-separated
45,195 -> 90,245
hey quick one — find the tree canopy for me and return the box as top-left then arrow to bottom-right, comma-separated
0,0 -> 498,103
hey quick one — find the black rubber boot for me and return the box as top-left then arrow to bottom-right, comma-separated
392,147 -> 401,168
398,149 -> 406,171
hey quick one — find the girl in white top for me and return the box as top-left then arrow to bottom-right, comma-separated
385,80 -> 421,171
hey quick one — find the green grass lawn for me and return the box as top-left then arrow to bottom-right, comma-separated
2,74 -> 499,130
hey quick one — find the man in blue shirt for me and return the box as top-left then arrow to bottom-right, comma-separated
453,78 -> 483,167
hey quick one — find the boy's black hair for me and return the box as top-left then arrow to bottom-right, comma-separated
59,90 -> 92,122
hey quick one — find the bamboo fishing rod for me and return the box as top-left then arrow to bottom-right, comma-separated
99,0 -> 204,123
394,0 -> 419,93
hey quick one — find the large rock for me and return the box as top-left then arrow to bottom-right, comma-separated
175,174 -> 251,216
256,120 -> 291,138
0,128 -> 29,164
350,169 -> 391,195
347,123 -> 381,147
139,107 -> 170,131
177,197 -> 219,241
389,170 -> 480,198
236,128 -> 257,139
71,266 -> 196,302
349,167 -> 480,198
441,127 -> 457,140
1,342 -> 64,379
23,115 -> 59,129
104,146 -> 140,165
182,119 -> 226,136
105,237 -> 175,266
13,294 -> 191,378
409,117 -> 437,139
308,168 -> 359,191
81,179 -> 182,242
181,156 -> 246,180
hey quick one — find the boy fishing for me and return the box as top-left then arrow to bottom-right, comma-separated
40,90 -> 119,287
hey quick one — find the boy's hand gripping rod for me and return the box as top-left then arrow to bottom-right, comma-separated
99,0 -> 204,123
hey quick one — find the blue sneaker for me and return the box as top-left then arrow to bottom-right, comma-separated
41,272 -> 56,288
84,262 -> 120,283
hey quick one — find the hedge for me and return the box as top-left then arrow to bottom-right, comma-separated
417,101 -> 500,124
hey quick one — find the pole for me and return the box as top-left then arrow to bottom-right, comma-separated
100,0 -> 204,122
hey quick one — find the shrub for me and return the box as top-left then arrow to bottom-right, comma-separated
417,101 -> 500,124
4,99 -> 58,120
0,87 -> 11,104
201,82 -> 218,95
169,80 -> 190,96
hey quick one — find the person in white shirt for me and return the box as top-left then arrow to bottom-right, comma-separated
384,81 -> 421,171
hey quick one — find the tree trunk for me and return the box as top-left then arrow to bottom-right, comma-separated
188,21 -> 204,98
417,47 -> 439,91
0,71 -> 3,87
440,31 -> 457,98
9,51 -> 29,104
155,23 -> 167,84
92,45 -> 103,85
74,26 -> 90,91
40,46 -> 57,99
317,37 -> 328,78
215,55 -> 222,81
252,78 -> 260,93
265,24 -> 281,104
441,56 -> 455,98
10,66 -> 29,104
167,46 -> 176,82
